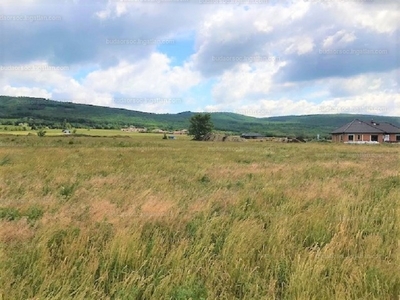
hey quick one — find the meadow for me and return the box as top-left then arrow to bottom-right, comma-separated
0,128 -> 152,137
0,134 -> 399,299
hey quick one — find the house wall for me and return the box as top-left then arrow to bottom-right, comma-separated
332,134 -> 341,142
362,134 -> 384,142
332,133 -> 386,143
388,134 -> 400,142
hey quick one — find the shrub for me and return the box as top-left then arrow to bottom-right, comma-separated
199,175 -> 211,183
59,183 -> 77,199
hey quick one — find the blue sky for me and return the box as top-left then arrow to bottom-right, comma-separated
0,0 -> 399,116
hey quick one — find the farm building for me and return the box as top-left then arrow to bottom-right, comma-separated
121,126 -> 147,132
152,129 -> 167,133
241,133 -> 265,139
173,129 -> 188,135
331,119 -> 400,143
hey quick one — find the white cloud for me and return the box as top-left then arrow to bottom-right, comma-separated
253,20 -> 273,33
95,10 -> 110,20
204,91 -> 400,118
202,68 -> 400,117
348,4 -> 399,34
322,30 -> 356,48
0,62 -> 113,107
1,85 -> 51,99
319,2 -> 400,34
1,0 -> 399,118
84,52 -> 201,99
285,36 -> 315,55
192,4 -> 311,75
95,1 -> 129,19
211,60 -> 283,104
326,72 -> 398,97
318,92 -> 400,116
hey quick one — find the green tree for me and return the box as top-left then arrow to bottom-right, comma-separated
37,129 -> 46,137
188,113 -> 214,141
62,119 -> 72,130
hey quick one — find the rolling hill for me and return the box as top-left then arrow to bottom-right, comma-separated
1,95 -> 399,138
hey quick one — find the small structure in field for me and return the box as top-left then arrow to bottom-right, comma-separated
63,129 -> 71,135
152,129 -> 167,133
331,119 -> 400,143
173,129 -> 188,135
121,126 -> 147,133
201,133 -> 246,142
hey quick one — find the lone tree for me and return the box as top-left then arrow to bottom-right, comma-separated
37,129 -> 46,137
62,119 -> 72,131
188,113 -> 214,140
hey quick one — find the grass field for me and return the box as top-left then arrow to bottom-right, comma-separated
0,128 -> 176,137
0,134 -> 399,299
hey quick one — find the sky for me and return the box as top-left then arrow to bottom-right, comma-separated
0,0 -> 399,117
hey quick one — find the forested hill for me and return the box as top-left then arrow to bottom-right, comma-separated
1,96 -> 399,138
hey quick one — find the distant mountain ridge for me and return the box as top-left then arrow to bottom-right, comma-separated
1,95 -> 399,138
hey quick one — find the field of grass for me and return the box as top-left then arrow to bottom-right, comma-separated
0,128 -> 179,137
0,134 -> 399,299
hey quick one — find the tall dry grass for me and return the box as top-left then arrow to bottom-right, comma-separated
0,135 -> 399,299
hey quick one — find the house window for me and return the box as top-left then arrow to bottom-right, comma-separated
357,135 -> 361,140
396,135 -> 400,142
371,135 -> 378,142
348,134 -> 354,141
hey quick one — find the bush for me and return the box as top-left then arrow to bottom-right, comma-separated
59,183 -> 77,199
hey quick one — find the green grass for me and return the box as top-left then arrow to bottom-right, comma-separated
0,129 -> 194,141
0,134 -> 399,299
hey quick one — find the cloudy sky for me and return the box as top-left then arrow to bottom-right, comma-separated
0,0 -> 399,117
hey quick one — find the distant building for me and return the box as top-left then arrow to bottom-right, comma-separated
152,129 -> 167,133
331,119 -> 400,143
121,126 -> 147,133
63,129 -> 71,135
241,133 -> 265,139
173,129 -> 188,135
